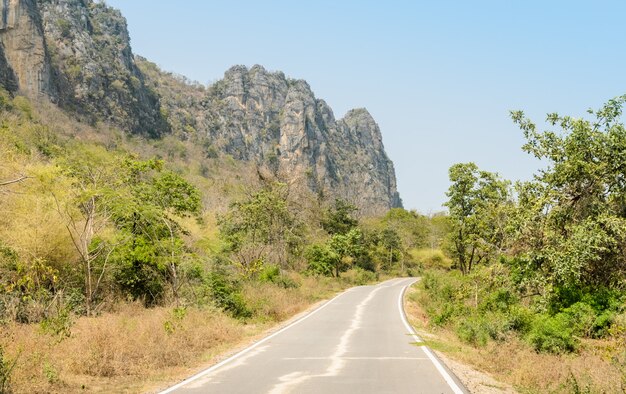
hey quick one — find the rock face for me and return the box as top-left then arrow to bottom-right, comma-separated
0,0 -> 168,136
0,0 -> 402,215
0,44 -> 18,92
0,0 -> 54,95
143,63 -> 402,215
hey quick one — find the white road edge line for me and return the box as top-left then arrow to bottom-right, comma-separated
158,286 -> 357,394
398,280 -> 465,394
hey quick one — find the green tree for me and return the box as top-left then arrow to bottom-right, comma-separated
328,228 -> 363,277
510,95 -> 626,295
321,198 -> 358,235
305,244 -> 338,277
306,228 -> 363,277
445,163 -> 510,275
380,227 -> 402,269
219,182 -> 303,271
381,208 -> 428,250
110,157 -> 200,305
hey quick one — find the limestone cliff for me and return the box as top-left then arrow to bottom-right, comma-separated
0,0 -> 402,215
0,44 -> 18,92
0,0 -> 54,96
141,63 -> 403,215
0,0 -> 168,136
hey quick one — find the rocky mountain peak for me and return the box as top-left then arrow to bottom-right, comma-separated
0,0 -> 403,215
339,108 -> 384,151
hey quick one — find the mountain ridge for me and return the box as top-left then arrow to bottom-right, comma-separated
0,0 -> 402,215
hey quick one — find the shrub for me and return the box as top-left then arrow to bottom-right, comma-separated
272,275 -> 299,289
205,272 -> 250,319
456,316 -> 490,347
258,264 -> 280,283
340,267 -> 377,286
592,310 -> 616,337
429,303 -> 459,326
563,302 -> 596,337
421,270 -> 441,292
455,311 -> 513,347
305,245 -> 336,277
258,265 -> 299,289
39,307 -> 73,339
526,313 -> 577,353
409,248 -> 452,270
353,267 -> 377,285
508,305 -> 534,334
12,96 -> 32,119
479,288 -> 517,313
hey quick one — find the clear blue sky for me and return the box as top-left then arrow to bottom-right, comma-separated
107,0 -> 626,213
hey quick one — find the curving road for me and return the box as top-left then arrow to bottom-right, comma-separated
160,278 -> 467,394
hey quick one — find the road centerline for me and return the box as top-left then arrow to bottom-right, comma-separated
267,286 -> 384,393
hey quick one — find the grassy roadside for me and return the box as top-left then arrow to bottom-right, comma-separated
404,273 -> 626,394
0,271 -> 377,393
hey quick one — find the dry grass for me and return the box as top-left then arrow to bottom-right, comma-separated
0,274 -> 359,393
405,286 -> 626,394
1,303 -> 245,393
242,282 -> 309,323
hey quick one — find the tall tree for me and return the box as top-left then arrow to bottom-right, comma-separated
54,146 -> 119,315
110,157 -> 201,305
510,95 -> 626,293
445,163 -> 510,274
219,182 -> 303,272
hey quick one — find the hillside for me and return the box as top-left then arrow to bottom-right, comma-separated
0,2 -> 425,392
0,0 -> 401,215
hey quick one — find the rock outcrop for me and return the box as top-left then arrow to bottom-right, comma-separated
143,63 -> 402,215
0,0 -> 402,215
0,0 -> 54,96
0,0 -> 168,136
0,44 -> 18,92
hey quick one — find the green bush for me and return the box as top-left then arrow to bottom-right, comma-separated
305,245 -> 336,277
455,311 -> 513,347
205,272 -> 250,319
483,311 -> 514,341
421,270 -> 441,292
526,313 -> 577,353
479,288 -> 517,313
508,305 -> 534,334
591,310 -> 616,337
258,264 -> 280,283
257,265 -> 299,289
40,308 -> 73,339
409,248 -> 452,270
429,303 -> 460,326
273,276 -> 299,289
563,302 -> 596,337
456,316 -> 490,347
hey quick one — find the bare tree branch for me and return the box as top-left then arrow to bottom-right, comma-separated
0,175 -> 29,187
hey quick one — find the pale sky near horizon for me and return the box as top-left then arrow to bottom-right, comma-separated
106,0 -> 626,214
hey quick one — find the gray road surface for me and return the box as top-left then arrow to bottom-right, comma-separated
160,278 -> 467,394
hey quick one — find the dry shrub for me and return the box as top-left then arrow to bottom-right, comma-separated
61,303 -> 242,376
242,282 -> 308,322
0,274 -> 357,393
1,303 -> 244,393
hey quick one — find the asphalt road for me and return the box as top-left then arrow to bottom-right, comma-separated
160,278 -> 467,394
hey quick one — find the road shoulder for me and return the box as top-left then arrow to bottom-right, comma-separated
404,284 -> 518,394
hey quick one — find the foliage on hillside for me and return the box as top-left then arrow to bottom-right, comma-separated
417,96 -> 626,392
0,89 -> 439,392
